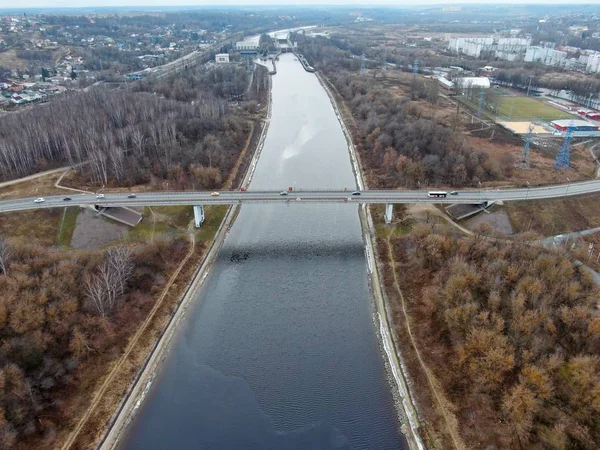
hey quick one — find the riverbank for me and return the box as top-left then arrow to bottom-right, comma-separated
316,71 -> 425,450
77,71 -> 274,450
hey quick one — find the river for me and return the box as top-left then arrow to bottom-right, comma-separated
121,54 -> 407,450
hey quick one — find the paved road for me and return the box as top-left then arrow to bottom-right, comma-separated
2,179 -> 600,214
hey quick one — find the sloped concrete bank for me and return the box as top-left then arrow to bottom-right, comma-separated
97,71 -> 273,450
316,71 -> 426,450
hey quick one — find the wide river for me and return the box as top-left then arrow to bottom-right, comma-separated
122,54 -> 407,449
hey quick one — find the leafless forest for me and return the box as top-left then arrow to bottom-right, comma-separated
0,62 -> 269,448
381,229 -> 600,449
0,64 -> 268,189
299,37 -> 500,188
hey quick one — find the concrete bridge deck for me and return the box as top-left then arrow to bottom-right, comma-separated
0,180 -> 599,214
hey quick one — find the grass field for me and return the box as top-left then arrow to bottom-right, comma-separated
57,206 -> 80,247
497,97 -> 572,120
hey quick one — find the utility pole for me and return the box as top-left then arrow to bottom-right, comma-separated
554,124 -> 573,169
477,87 -> 485,119
520,123 -> 534,169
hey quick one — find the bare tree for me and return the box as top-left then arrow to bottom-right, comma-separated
85,245 -> 134,318
106,245 -> 134,296
84,273 -> 109,319
0,235 -> 11,276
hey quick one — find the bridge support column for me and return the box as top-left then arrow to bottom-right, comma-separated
193,205 -> 205,228
384,203 -> 393,224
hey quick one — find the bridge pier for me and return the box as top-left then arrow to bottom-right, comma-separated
384,203 -> 393,224
193,205 -> 205,228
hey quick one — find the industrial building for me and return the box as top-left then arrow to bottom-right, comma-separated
551,119 -> 598,132
454,77 -> 491,89
235,37 -> 260,53
215,53 -> 230,64
437,76 -> 455,90
577,109 -> 600,120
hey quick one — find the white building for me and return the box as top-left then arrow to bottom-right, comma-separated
455,77 -> 491,89
524,46 -> 567,67
215,53 -> 230,64
581,50 -> 600,74
448,36 -> 530,61
235,37 -> 260,52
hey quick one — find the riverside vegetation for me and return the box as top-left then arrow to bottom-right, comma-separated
0,236 -> 191,448
379,228 -> 600,449
0,60 -> 269,448
298,34 -> 500,189
0,62 -> 269,191
299,33 -> 600,449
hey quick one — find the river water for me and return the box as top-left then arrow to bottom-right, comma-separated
122,54 -> 406,450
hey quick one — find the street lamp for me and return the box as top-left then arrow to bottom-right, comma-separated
478,181 -> 482,200
526,180 -> 530,199
566,177 -> 571,195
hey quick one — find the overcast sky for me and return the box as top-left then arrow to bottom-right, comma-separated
0,0 -> 598,8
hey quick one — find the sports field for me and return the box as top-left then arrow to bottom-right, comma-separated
497,97 -> 573,120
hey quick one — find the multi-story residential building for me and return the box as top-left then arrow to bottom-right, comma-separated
524,46 -> 567,67
448,36 -> 531,61
585,52 -> 600,74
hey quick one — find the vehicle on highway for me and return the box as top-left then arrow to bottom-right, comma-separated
211,192 -> 220,196
33,198 -> 45,203
352,191 -> 361,196
427,191 -> 447,198
296,197 -> 301,201
63,197 -> 72,201
96,194 -> 105,199
280,191 -> 288,196
450,191 -> 458,196
127,194 -> 136,198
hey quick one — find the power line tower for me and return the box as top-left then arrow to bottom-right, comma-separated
554,125 -> 573,169
413,58 -> 418,76
360,53 -> 366,76
477,87 -> 485,118
519,123 -> 534,169
381,48 -> 387,77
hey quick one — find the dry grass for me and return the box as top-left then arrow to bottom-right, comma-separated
0,209 -> 63,246
0,49 -> 28,69
0,172 -> 68,200
505,193 -> 600,236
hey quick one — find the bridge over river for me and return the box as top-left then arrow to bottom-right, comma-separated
1,178 -> 599,226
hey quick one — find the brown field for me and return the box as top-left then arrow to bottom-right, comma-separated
505,193 -> 600,236
0,171 -> 70,200
0,49 -> 28,69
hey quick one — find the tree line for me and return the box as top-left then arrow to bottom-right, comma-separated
0,63 -> 268,190
381,229 -> 600,449
299,36 -> 499,188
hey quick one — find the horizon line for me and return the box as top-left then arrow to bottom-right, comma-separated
0,2 -> 599,10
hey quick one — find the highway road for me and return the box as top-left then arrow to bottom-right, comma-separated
2,179 -> 600,214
